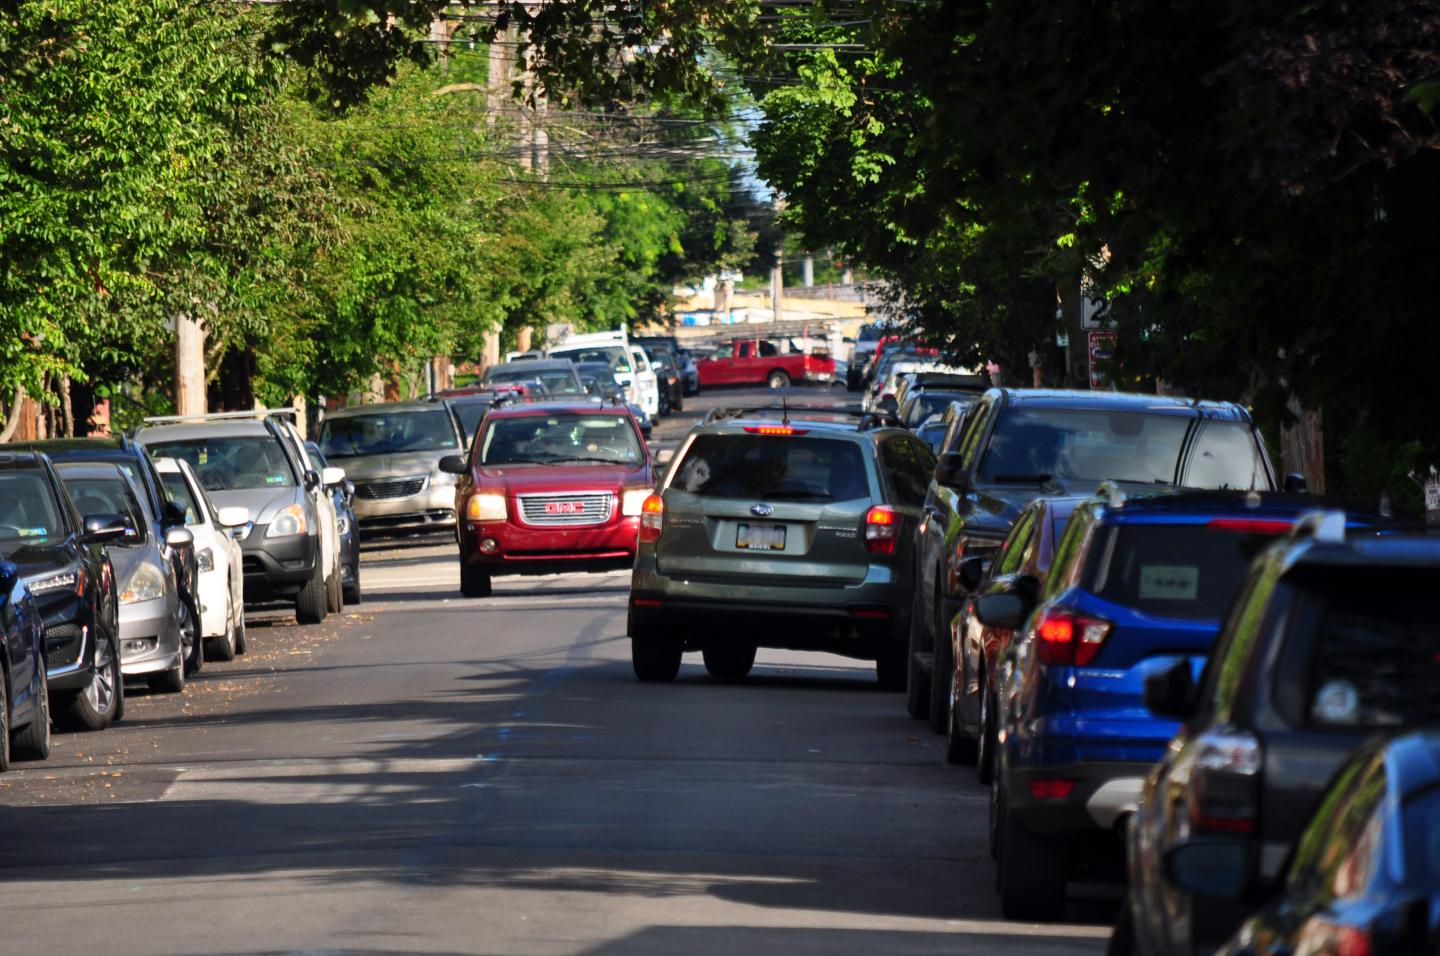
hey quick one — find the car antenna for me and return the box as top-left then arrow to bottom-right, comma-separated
781,393 -> 790,426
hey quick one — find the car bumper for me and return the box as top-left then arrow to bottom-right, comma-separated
45,612 -> 96,691
1006,760 -> 1149,838
198,567 -> 231,638
353,483 -> 457,530
240,531 -> 318,601
117,595 -> 184,676
461,517 -> 640,574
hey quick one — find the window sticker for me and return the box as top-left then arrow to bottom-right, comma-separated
18,527 -> 47,538
1138,564 -> 1199,601
1313,679 -> 1360,725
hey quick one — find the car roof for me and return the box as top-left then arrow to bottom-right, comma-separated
989,388 -> 1251,421
136,420 -> 273,441
1281,534 -> 1440,575
0,450 -> 45,470
483,401 -> 631,420
489,359 -> 578,371
53,461 -> 127,481
323,400 -> 444,419
1090,490 -> 1388,526
13,437 -> 145,461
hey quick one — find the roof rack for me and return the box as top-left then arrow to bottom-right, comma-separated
702,403 -> 870,425
857,411 -> 905,431
142,408 -> 299,425
1097,480 -> 1127,509
1292,509 -> 1346,544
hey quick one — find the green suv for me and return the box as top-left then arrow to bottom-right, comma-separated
627,404 -> 936,685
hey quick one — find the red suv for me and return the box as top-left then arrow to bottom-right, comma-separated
439,402 -> 656,597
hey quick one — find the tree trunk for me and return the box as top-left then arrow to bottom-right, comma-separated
1281,401 -> 1325,494
58,375 -> 75,438
1057,283 -> 1087,387
0,386 -> 25,443
174,313 -> 207,416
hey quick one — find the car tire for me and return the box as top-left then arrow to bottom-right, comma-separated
460,560 -> 492,598
944,667 -> 979,765
326,564 -> 343,614
343,575 -> 362,605
208,611 -> 238,663
13,662 -> 50,762
767,370 -> 791,390
295,560 -> 328,625
149,656 -> 186,694
59,637 -> 121,731
0,674 -> 10,773
976,685 -> 997,783
631,638 -> 682,682
702,643 -> 755,681
905,584 -> 930,720
998,798 -> 1068,921
672,392 -> 684,413
928,613 -> 954,735
234,612 -> 248,656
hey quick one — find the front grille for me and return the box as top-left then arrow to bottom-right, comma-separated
517,491 -> 614,527
45,623 -> 85,669
355,476 -> 427,500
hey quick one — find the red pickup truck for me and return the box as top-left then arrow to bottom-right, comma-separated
695,340 -> 836,389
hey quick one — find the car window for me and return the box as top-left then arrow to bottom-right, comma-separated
1285,751 -> 1387,897
1203,562 -> 1281,723
672,435 -> 869,503
480,414 -> 642,466
1304,588 -> 1440,728
145,436 -> 298,491
1185,422 -> 1269,491
956,401 -> 994,468
1041,506 -> 1095,601
160,472 -> 205,526
318,410 -> 460,459
881,439 -> 927,507
486,366 -> 582,395
918,421 -> 948,455
61,474 -> 147,545
994,507 -> 1039,578
0,471 -> 66,551
978,408 -> 1194,485
1400,785 -> 1440,887
451,402 -> 493,442
552,346 -> 630,372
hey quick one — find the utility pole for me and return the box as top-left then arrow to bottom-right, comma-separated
802,255 -> 814,288
174,313 -> 206,416
770,245 -> 784,323
481,25 -> 517,371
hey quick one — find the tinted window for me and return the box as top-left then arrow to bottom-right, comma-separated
956,402 -> 993,468
906,392 -> 974,428
145,436 -> 297,491
1306,589 -> 1440,727
62,475 -> 146,544
0,471 -> 65,551
995,508 -> 1039,578
319,410 -> 459,458
451,402 -> 493,442
552,345 -> 630,372
1185,422 -> 1269,490
480,414 -> 641,466
484,366 -> 582,395
672,435 -> 869,502
1043,507 -> 1095,601
1088,524 -> 1284,620
160,472 -> 205,526
978,408 -> 1193,485
1401,786 -> 1440,886
882,439 -> 928,506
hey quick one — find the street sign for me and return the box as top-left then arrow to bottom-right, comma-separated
1080,294 -> 1108,331
1088,330 -> 1116,390
1426,477 -> 1440,525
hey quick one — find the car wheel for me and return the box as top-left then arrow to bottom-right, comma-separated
59,637 -> 120,731
631,638 -> 682,682
928,612 -> 954,735
234,611 -> 248,656
905,584 -> 930,720
295,559 -> 328,625
702,643 -> 755,681
0,673 -> 10,773
13,661 -> 50,761
326,564 -> 343,614
944,667 -> 979,765
460,560 -> 492,598
976,685 -> 996,784
998,796 -> 1068,921
343,574 -> 362,606
183,602 -> 203,676
207,611 -> 238,663
767,370 -> 791,389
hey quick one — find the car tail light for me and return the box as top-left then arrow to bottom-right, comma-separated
865,506 -> 898,555
1034,608 -> 1113,666
1186,729 -> 1262,837
1029,779 -> 1076,800
1297,920 -> 1371,956
743,425 -> 809,436
1207,518 -> 1295,535
638,494 -> 664,542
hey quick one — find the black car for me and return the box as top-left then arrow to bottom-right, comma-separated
906,388 -> 1280,735
0,452 -> 126,732
1120,525 -> 1440,955
0,555 -> 51,770
899,388 -> 981,430
644,345 -> 686,415
440,393 -> 498,446
1161,729 -> 1440,955
306,443 -> 362,605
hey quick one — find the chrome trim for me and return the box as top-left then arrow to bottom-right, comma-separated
516,490 -> 615,527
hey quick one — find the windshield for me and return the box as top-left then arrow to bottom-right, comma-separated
318,410 -> 458,459
145,436 -> 297,491
917,421 -> 948,454
552,345 -> 631,373
484,366 -> 582,395
480,414 -> 642,466
671,435 -> 870,502
1088,523 -> 1285,620
978,408 -> 1199,486
906,392 -> 974,427
0,471 -> 65,552
62,474 -> 146,545
160,472 -> 205,526
451,402 -> 492,442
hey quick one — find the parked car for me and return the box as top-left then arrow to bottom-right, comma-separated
0,451 -> 125,731
305,443 -> 362,605
550,330 -> 661,419
441,392 -> 499,446
1191,730 -> 1440,956
441,400 -> 656,597
1117,524 -> 1440,953
139,412 -> 344,625
906,388 -> 1281,737
155,457 -> 251,659
695,339 -> 836,390
316,401 -> 461,537
635,335 -> 700,396
915,414 -> 950,455
58,462 -> 196,693
945,494 -> 1087,776
482,359 -> 586,398
627,404 -> 935,684
573,362 -> 653,438
644,345 -> 686,415
0,554 -> 50,770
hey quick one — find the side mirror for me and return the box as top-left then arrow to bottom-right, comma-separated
164,526 -> 195,549
655,447 -> 676,465
1163,840 -> 1253,900
303,469 -> 321,491
438,455 -> 468,475
1144,658 -> 1196,719
216,506 -> 252,529
321,466 -> 346,487
957,555 -> 989,593
934,452 -> 970,490
974,591 -> 1029,630
1283,473 -> 1308,493
80,513 -> 128,545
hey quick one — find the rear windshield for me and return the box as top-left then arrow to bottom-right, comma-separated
1305,589 -> 1440,728
551,346 -> 631,373
61,474 -> 146,545
146,436 -> 297,491
480,414 -> 642,466
906,392 -> 973,427
484,366 -> 582,395
451,402 -> 493,442
0,471 -> 64,551
979,408 -> 1266,489
318,410 -> 458,459
671,434 -> 870,502
1088,523 -> 1284,620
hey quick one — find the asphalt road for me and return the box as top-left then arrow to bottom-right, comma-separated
0,386 -> 1109,955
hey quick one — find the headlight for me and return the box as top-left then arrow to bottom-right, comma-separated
121,563 -> 166,605
266,503 -> 308,538
464,493 -> 507,522
620,488 -> 653,516
196,547 -> 214,573
431,470 -> 457,487
30,572 -> 77,593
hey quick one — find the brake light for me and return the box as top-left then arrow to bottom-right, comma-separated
639,494 -> 664,542
1034,608 -> 1113,666
1207,518 -> 1295,535
865,505 -> 898,555
1029,779 -> 1076,800
1187,729 -> 1262,837
743,425 -> 809,436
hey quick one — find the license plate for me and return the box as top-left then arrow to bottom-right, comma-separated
737,523 -> 786,551
545,501 -> 585,515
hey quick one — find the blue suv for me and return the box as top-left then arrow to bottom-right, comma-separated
975,488 -> 1386,921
